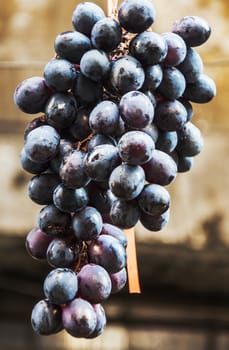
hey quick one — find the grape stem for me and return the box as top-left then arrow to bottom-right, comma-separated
74,241 -> 88,273
107,0 -> 118,18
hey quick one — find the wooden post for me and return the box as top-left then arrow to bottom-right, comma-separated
125,228 -> 141,293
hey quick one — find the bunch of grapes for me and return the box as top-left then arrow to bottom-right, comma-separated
14,0 -> 216,339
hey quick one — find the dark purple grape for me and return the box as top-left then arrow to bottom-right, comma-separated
138,184 -> 170,216
91,18 -> 122,52
109,163 -> 145,200
177,47 -> 203,83
72,206 -> 103,242
118,0 -> 156,33
24,116 -> 47,140
183,73 -> 216,104
44,58 -> 77,92
14,76 -> 51,114
110,267 -> 127,294
130,31 -> 168,66
49,138 -> 76,173
72,2 -> 105,37
157,67 -> 186,100
54,31 -> 91,64
142,149 -> 177,186
31,299 -> 63,335
101,223 -> 127,248
119,91 -> 154,129
109,56 -> 145,94
87,304 -> 106,338
154,99 -> 187,131
28,173 -> 60,205
118,130 -> 155,165
142,64 -> 163,91
47,238 -> 81,268
156,130 -> 178,153
88,234 -> 127,273
62,297 -> 97,338
80,49 -> 110,82
20,147 -> 49,174
140,123 -> 159,143
177,154 -> 194,172
84,144 -> 120,182
38,204 -> 72,236
87,134 -> 117,153
53,184 -> 89,213
110,198 -> 140,229
43,268 -> 78,305
176,121 -> 204,157
140,208 -> 170,231
73,73 -> 103,105
87,183 -> 115,215
162,32 -> 187,67
45,92 -> 77,130
89,100 -> 119,135
24,125 -> 60,163
59,150 -> 90,189
78,263 -> 111,304
68,107 -> 91,141
172,15 -> 211,47
26,226 -> 53,260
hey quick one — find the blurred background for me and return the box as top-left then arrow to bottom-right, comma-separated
0,0 -> 229,349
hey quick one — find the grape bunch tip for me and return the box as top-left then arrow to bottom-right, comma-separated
14,0 -> 216,339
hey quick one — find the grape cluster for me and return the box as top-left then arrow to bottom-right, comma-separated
14,0 -> 216,339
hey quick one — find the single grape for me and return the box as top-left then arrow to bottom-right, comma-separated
53,184 -> 89,213
142,149 -> 177,186
72,206 -> 103,242
140,208 -> 170,231
89,100 -> 119,135
87,304 -> 106,338
110,198 -> 140,229
47,237 -> 81,268
109,163 -> 145,200
72,2 -> 105,37
73,73 -> 103,105
38,204 -> 72,236
68,107 -> 91,141
183,73 -> 216,103
62,297 -> 97,338
59,150 -> 90,189
20,147 -> 49,174
130,31 -> 168,66
156,130 -> 178,153
31,299 -> 63,335
109,56 -> 145,94
162,32 -> 187,67
118,130 -> 155,165
138,184 -> 170,216
176,121 -> 204,157
157,67 -> 186,100
28,173 -> 60,205
172,15 -> 211,47
101,223 -> 127,248
88,234 -> 127,273
91,18 -> 122,52
142,64 -> 163,91
177,47 -> 203,83
84,144 -> 120,182
154,99 -> 187,131
45,92 -> 77,130
14,76 -> 51,114
177,154 -> 194,172
44,58 -> 77,92
24,125 -> 60,163
110,267 -> 127,294
26,226 -> 53,260
119,91 -> 154,129
118,0 -> 156,33
78,263 -> 112,304
43,268 -> 78,305
54,31 -> 91,64
80,49 -> 110,82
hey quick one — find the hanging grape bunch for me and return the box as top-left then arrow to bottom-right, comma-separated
14,0 -> 216,339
